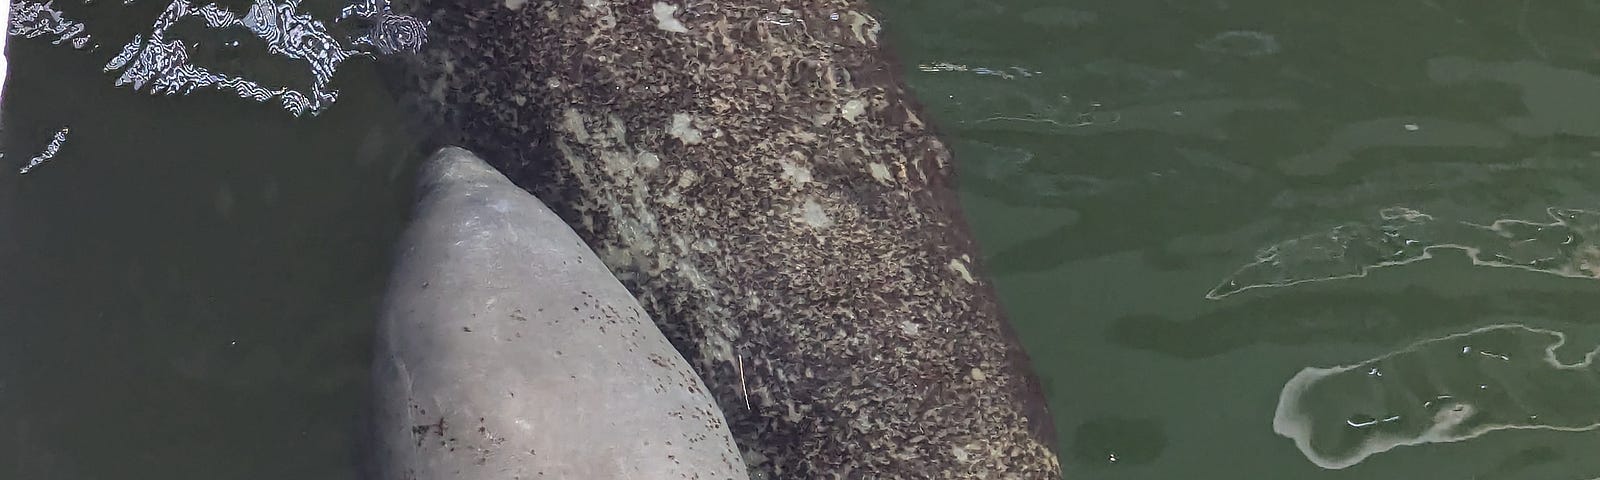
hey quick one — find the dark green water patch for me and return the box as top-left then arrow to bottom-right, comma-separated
0,2 -> 429,477
875,0 -> 1600,477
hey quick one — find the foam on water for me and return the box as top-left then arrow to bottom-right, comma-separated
1209,207 -> 1600,298
1274,324 -> 1600,469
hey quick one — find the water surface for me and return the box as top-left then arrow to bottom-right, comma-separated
875,0 -> 1600,478
10,0 -> 1600,479
0,2 -> 427,478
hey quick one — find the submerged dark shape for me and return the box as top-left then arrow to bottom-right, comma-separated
394,0 -> 1060,477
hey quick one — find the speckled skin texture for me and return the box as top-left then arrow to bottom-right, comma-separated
391,1 -> 1061,477
375,148 -> 749,480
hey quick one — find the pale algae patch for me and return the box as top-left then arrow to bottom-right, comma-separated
1274,324 -> 1600,469
1210,207 -> 1600,299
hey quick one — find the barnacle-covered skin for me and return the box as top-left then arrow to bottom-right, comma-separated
393,0 -> 1061,477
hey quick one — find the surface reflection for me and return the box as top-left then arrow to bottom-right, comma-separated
875,0 -> 1600,477
8,0 -> 424,117
10,0 -> 94,50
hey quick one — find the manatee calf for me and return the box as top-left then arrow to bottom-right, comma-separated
394,1 -> 1061,477
372,147 -> 748,480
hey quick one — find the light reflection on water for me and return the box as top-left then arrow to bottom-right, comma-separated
12,0 -> 1600,478
878,0 -> 1600,478
8,0 -> 424,118
1,0 -> 429,478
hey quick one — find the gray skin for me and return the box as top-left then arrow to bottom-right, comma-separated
392,1 -> 1061,477
371,147 -> 749,480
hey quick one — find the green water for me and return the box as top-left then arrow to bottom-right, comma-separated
875,0 -> 1600,478
8,0 -> 1600,478
0,3 -> 428,478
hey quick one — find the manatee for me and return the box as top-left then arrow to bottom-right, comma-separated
390,1 -> 1061,477
371,147 -> 749,480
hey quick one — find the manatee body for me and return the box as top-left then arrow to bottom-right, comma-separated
371,147 -> 748,480
395,1 -> 1061,477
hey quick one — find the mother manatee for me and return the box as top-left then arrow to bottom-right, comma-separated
393,0 -> 1060,477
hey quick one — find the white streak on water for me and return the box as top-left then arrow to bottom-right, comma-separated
0,0 -> 9,109
1209,207 -> 1600,299
18,126 -> 67,174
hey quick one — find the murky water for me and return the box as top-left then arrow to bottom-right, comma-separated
9,0 -> 1600,478
875,0 -> 1600,478
0,1 -> 428,478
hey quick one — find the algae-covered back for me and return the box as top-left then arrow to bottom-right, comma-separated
392,0 -> 1061,477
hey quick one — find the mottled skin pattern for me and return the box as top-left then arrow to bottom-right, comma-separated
391,0 -> 1061,477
